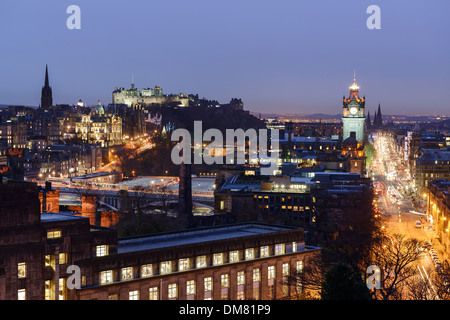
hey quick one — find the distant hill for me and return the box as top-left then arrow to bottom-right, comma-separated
151,105 -> 266,133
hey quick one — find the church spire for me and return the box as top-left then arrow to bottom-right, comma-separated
376,103 -> 382,126
41,64 -> 53,109
45,64 -> 49,87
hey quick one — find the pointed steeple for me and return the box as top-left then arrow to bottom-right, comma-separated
373,110 -> 377,126
377,103 -> 382,124
366,111 -> 371,128
41,64 -> 53,109
45,64 -> 49,87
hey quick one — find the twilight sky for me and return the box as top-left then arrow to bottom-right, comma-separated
0,0 -> 449,116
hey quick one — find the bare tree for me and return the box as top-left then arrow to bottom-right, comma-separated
284,252 -> 325,300
428,264 -> 450,300
403,266 -> 439,300
364,233 -> 423,300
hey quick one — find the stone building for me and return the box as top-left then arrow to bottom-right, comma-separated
0,179 -> 319,300
106,103 -> 146,140
415,150 -> 450,194
0,121 -> 27,149
75,112 -> 122,148
0,179 -> 117,300
112,83 -> 189,107
426,179 -> 450,262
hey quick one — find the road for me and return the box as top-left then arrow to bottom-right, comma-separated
372,132 -> 441,299
97,137 -> 155,174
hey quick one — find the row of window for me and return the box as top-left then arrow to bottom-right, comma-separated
258,205 -> 310,212
17,253 -> 68,279
17,278 -> 67,300
114,262 -> 304,300
255,195 -> 310,203
98,242 -> 301,285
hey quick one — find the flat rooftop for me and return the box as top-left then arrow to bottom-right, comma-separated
40,211 -> 87,222
117,223 -> 297,254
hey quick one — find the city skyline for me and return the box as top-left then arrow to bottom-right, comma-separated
3,0 -> 450,304
0,0 -> 449,116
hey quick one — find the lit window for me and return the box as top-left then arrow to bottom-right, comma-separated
245,248 -> 255,260
283,263 -> 289,276
47,229 -> 61,239
179,258 -> 190,271
253,269 -> 260,282
18,262 -> 26,279
186,280 -> 195,296
275,243 -> 285,255
268,266 -> 276,280
59,253 -> 67,265
168,283 -> 178,299
96,245 -> 109,257
121,267 -> 133,281
260,246 -> 269,257
292,242 -> 297,252
221,274 -> 229,288
296,261 -> 303,273
44,280 -> 52,300
213,253 -> 223,266
59,278 -> 66,300
196,256 -> 207,268
141,264 -> 153,278
129,290 -> 139,300
204,277 -> 213,292
229,250 -> 239,263
253,286 -> 260,300
160,261 -> 172,274
100,270 -> 113,284
18,289 -> 26,300
149,287 -> 158,300
237,271 -> 245,285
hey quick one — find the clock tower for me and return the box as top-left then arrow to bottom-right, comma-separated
342,77 -> 366,144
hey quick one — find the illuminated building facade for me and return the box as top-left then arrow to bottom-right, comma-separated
112,83 -> 189,107
416,150 -> 450,194
75,112 -> 122,147
426,179 -> 450,260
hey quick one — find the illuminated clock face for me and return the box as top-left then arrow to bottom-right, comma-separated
350,107 -> 358,115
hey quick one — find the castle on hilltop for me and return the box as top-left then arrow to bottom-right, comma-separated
112,82 -> 190,107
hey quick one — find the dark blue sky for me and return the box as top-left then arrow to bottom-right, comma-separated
0,0 -> 449,115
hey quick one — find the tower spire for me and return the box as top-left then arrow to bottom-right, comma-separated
45,64 -> 49,87
376,103 -> 382,126
41,64 -> 53,109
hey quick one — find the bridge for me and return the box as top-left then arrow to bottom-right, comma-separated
59,186 -> 214,212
